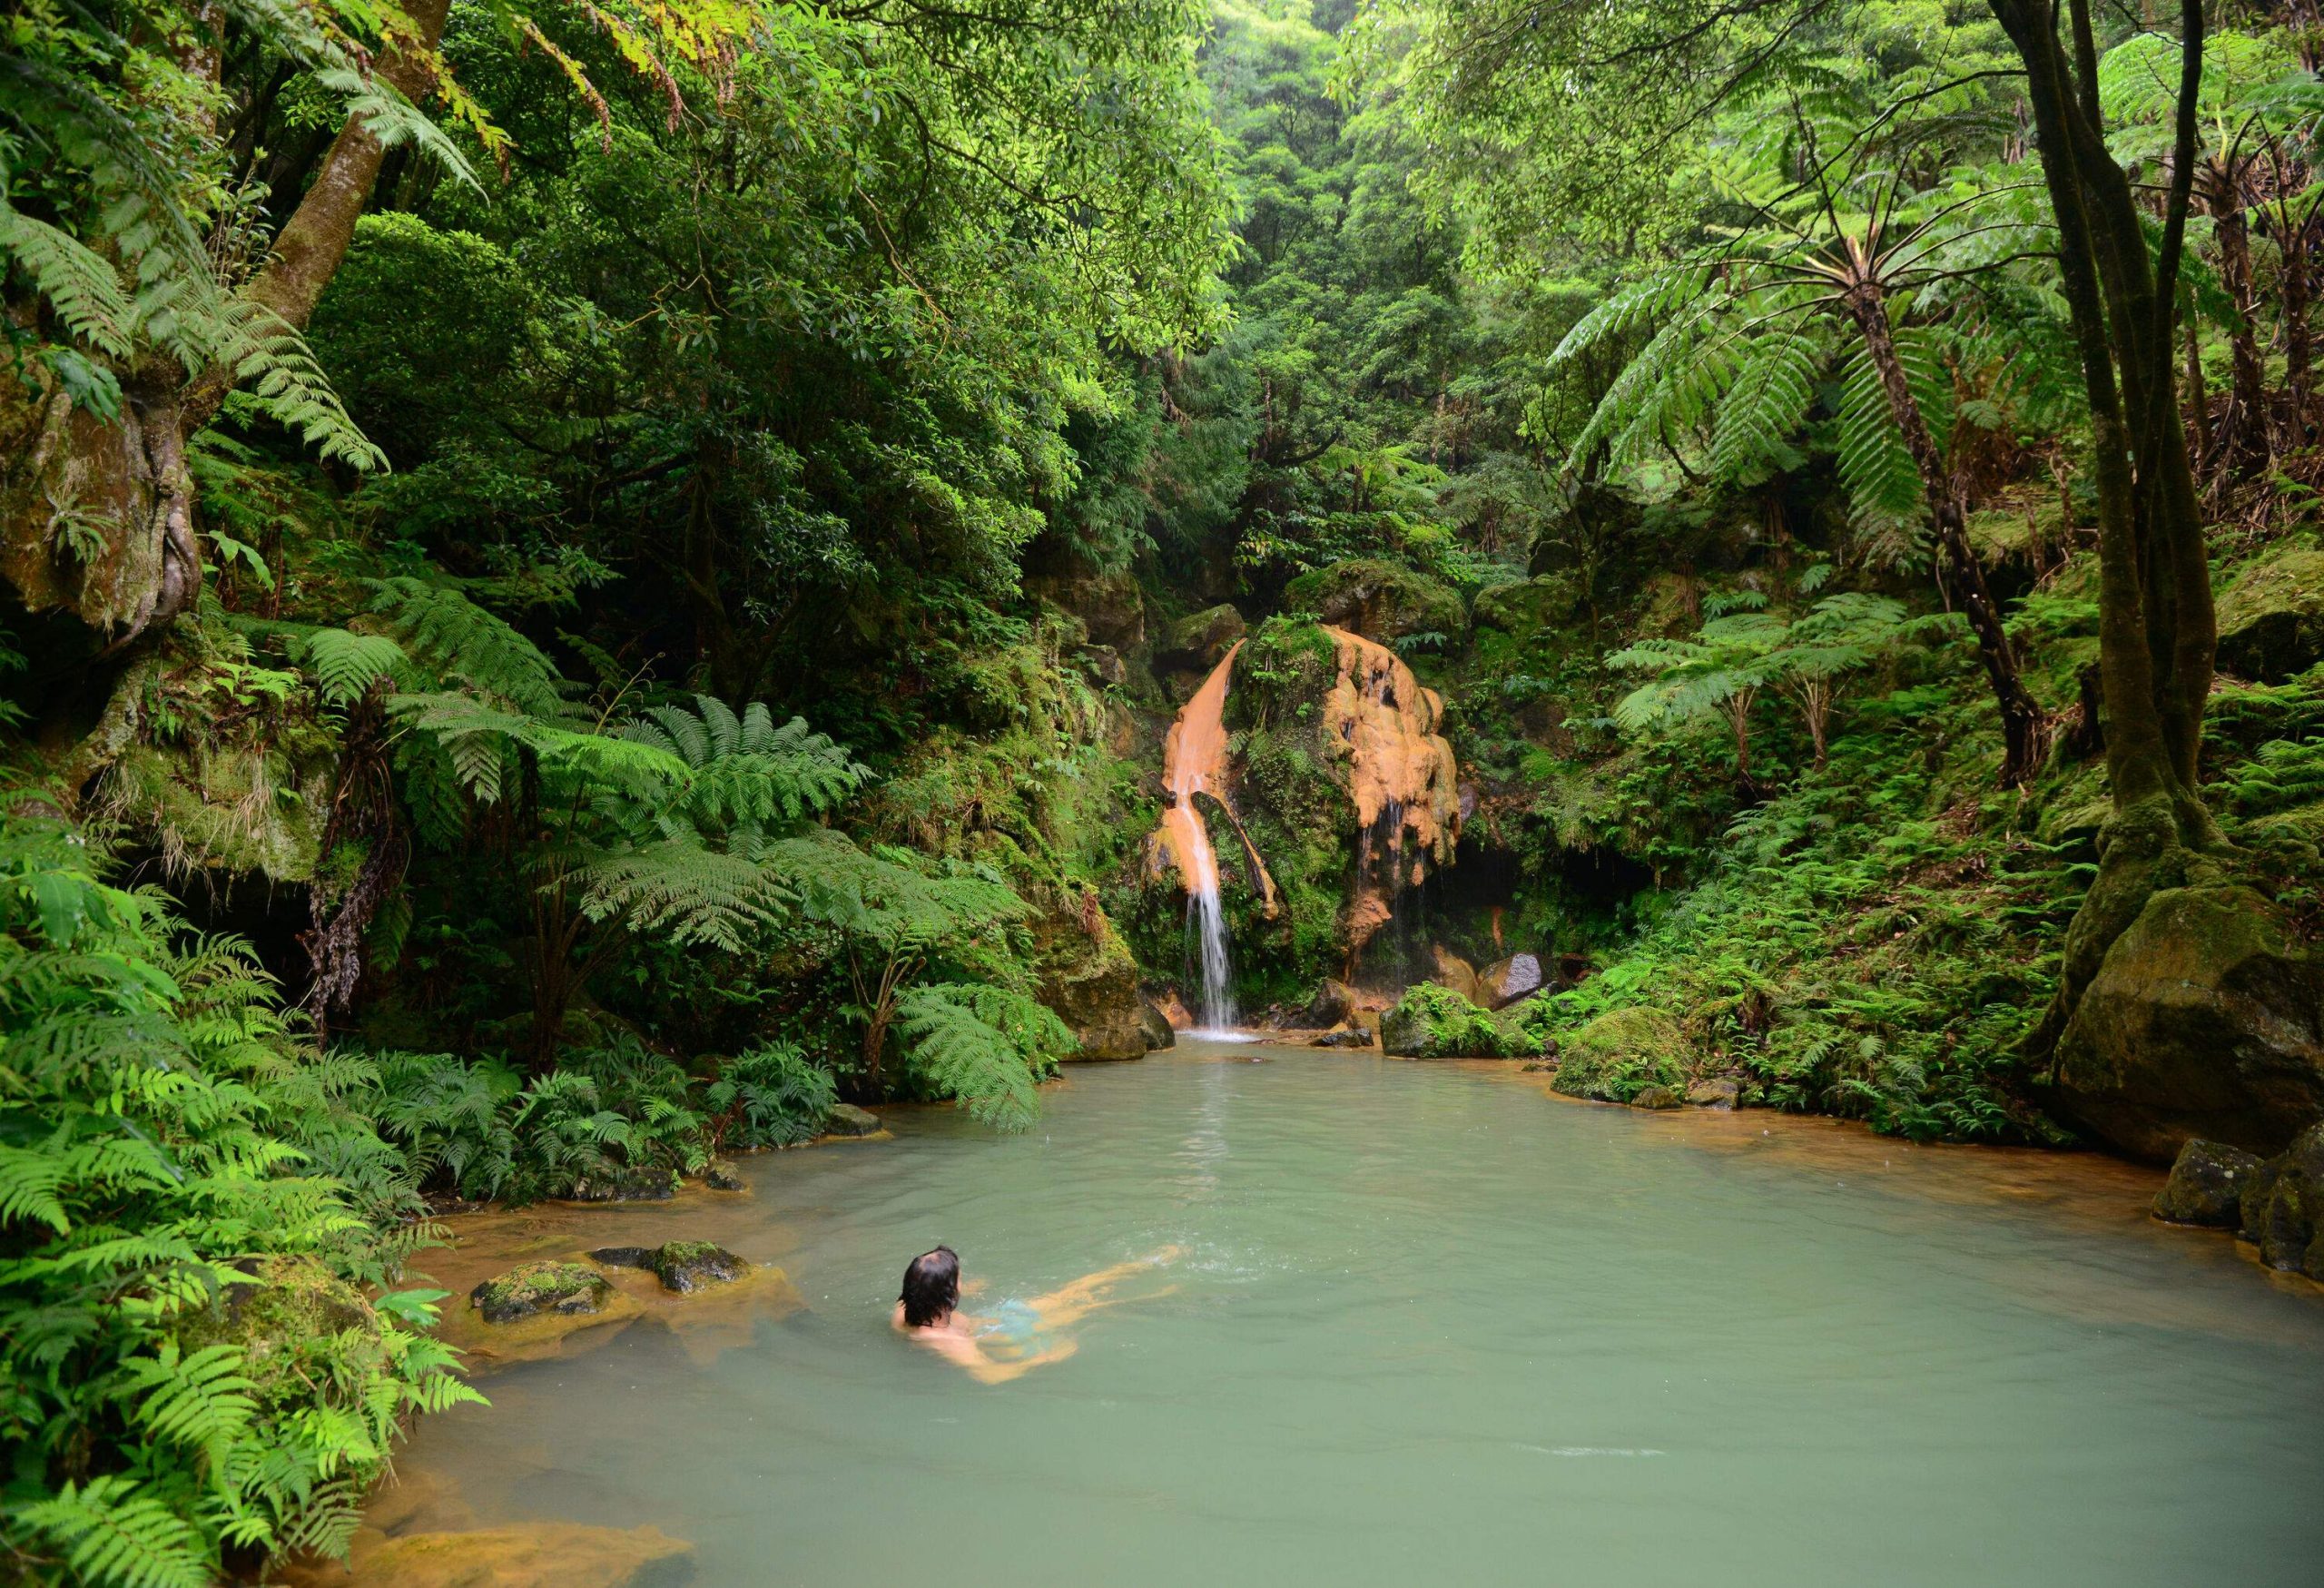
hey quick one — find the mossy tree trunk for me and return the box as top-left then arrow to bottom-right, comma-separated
1990,0 -> 2236,1055
0,0 -> 451,647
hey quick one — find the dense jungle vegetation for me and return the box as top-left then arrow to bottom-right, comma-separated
5,0 -> 2324,1580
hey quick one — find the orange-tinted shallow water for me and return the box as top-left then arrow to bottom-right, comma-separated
378,1042 -> 2324,1587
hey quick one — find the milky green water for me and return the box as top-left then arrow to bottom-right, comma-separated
397,1042 -> 2324,1586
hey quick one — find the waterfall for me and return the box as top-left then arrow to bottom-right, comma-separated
1159,642 -> 1243,1031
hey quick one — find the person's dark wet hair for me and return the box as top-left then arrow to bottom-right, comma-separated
900,1246 -> 960,1327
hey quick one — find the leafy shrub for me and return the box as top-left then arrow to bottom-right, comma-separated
706,1042 -> 839,1150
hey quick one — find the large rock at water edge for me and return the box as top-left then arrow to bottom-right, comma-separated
1548,1007 -> 1689,1103
1139,1000 -> 1176,1050
319,1522 -> 695,1588
2250,1122 -> 2324,1272
2053,884 -> 2324,1160
1039,926 -> 1147,1061
822,1102 -> 881,1136
471,1262 -> 614,1324
1427,945 -> 1483,1007
2214,541 -> 2324,683
1299,978 -> 1360,1029
1380,983 -> 1523,1059
1476,952 -> 1544,1010
2151,1139 -> 2266,1227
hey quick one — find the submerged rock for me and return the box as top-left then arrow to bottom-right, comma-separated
2151,1139 -> 2266,1227
588,1247 -> 656,1271
823,1102 -> 881,1137
1314,1023 -> 1374,1049
652,1240 -> 750,1294
471,1261 -> 614,1324
310,1522 -> 694,1588
1686,1079 -> 1742,1110
2052,883 -> 2324,1161
702,1159 -> 744,1191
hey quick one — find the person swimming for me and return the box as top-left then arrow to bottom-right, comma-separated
892,1244 -> 1179,1384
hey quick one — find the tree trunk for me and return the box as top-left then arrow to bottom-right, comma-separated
2211,184 -> 2270,478
2280,205 -> 2316,442
2184,322 -> 2213,464
1,0 -> 452,645
1990,0 -> 2234,1074
1842,281 -> 2047,786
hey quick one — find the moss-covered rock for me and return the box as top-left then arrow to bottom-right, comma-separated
1163,603 -> 1246,669
566,1167 -> 677,1202
174,1255 -> 380,1409
2151,1139 -> 2266,1227
650,1240 -> 750,1294
1548,1007 -> 1689,1102
2251,1122 -> 2324,1271
1473,574 -> 1581,635
1284,558 -> 1465,644
2053,883 -> 2324,1160
1039,916 -> 1147,1060
823,1102 -> 882,1136
1379,983 -> 1525,1058
1631,1084 -> 1681,1110
470,1261 -> 613,1324
2214,541 -> 2324,682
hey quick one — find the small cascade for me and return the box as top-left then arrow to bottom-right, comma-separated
1157,642 -> 1244,1031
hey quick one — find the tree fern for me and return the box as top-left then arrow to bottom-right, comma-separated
894,981 -> 1065,1129
1710,330 -> 1825,480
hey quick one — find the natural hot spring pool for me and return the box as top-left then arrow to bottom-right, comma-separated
379,1040 -> 2324,1586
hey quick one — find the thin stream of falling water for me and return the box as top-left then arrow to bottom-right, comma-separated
1159,644 -> 1243,1031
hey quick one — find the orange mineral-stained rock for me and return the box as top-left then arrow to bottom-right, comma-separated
286,1522 -> 694,1588
1320,626 -> 1461,877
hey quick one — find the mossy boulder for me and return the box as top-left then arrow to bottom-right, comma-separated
1631,1084 -> 1682,1110
1473,574 -> 1581,635
566,1167 -> 677,1202
1380,983 -> 1526,1059
470,1261 -> 614,1324
1548,1007 -> 1689,1102
174,1255 -> 381,1409
823,1102 -> 881,1136
1162,603 -> 1246,670
2053,883 -> 2324,1160
1686,1079 -> 1742,1110
1041,927 -> 1147,1061
649,1240 -> 750,1294
2214,541 -> 2324,683
2250,1121 -> 2324,1271
107,742 -> 326,881
2151,1139 -> 2266,1227
1283,558 -> 1465,644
